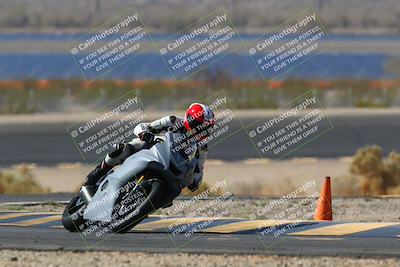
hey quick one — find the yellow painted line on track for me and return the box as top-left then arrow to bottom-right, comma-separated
0,213 -> 39,221
133,217 -> 214,231
200,220 -> 310,234
289,222 -> 400,236
0,215 -> 61,226
0,212 -> 59,221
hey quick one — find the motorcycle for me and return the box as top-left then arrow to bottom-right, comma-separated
62,131 -> 198,234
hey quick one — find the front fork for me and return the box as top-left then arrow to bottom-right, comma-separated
80,169 -> 113,204
79,185 -> 96,204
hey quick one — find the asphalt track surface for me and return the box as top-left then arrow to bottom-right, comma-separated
0,211 -> 399,256
2,113 -> 400,166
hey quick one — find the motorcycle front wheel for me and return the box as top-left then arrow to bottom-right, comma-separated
109,179 -> 165,233
61,194 -> 86,232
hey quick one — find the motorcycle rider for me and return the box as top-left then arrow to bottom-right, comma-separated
84,103 -> 216,202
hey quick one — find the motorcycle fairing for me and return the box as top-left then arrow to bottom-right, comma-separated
83,132 -> 198,222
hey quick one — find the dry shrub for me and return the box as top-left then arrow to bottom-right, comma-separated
350,145 -> 400,195
0,166 -> 49,194
385,151 -> 400,186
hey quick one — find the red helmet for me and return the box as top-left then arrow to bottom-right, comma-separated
184,103 -> 215,133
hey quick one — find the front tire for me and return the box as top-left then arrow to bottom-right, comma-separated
109,179 -> 165,233
62,195 -> 86,232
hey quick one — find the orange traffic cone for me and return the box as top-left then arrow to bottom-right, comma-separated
314,176 -> 332,221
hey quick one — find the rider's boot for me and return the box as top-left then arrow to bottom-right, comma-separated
84,161 -> 112,186
84,143 -> 135,186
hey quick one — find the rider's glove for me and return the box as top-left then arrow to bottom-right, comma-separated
108,142 -> 126,158
134,123 -> 151,137
140,132 -> 155,143
188,181 -> 199,192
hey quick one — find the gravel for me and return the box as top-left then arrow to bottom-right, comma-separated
0,250 -> 399,267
